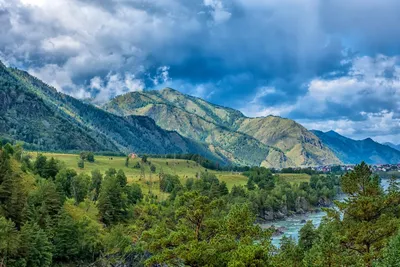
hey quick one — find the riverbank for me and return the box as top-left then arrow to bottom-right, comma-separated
263,179 -> 391,247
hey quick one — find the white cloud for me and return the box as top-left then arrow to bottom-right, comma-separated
245,55 -> 400,141
90,73 -> 144,103
203,0 -> 231,23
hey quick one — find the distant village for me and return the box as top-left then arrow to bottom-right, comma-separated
310,164 -> 400,173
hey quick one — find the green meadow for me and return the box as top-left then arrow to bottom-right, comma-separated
30,152 -> 311,196
31,153 -> 247,194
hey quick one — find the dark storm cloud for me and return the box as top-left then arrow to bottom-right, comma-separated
0,0 -> 399,141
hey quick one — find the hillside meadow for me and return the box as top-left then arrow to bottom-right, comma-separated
30,152 -> 310,196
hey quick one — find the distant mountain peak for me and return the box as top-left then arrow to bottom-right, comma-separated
383,142 -> 400,151
161,87 -> 178,93
313,130 -> 400,164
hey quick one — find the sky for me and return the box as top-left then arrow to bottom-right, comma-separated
0,0 -> 400,143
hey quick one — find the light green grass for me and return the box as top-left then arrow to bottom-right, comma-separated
31,153 -> 248,194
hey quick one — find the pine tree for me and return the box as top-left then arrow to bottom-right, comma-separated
329,162 -> 400,266
19,222 -> 53,267
97,175 -> 128,225
116,170 -> 127,188
71,173 -> 90,204
0,216 -> 19,266
90,169 -> 103,201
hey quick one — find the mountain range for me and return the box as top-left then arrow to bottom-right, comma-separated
383,142 -> 400,152
0,61 -> 220,162
312,130 -> 400,164
103,88 -> 340,168
1,60 -> 399,167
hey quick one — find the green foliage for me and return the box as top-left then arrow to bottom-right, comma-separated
116,169 -> 127,187
126,184 -> 143,205
97,169 -> 128,225
27,179 -> 63,229
150,164 -> 156,173
90,169 -> 103,201
2,143 -> 400,266
77,158 -> 84,169
244,167 -> 275,190
133,161 -> 141,169
55,168 -> 77,198
159,174 -> 182,193
19,222 -> 53,267
0,216 -> 19,266
298,220 -> 317,251
379,231 -> 400,266
71,173 -> 90,204
33,154 -> 59,179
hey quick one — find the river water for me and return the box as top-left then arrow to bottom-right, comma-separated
261,179 -> 390,247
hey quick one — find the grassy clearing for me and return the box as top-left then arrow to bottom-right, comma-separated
31,153 -> 248,194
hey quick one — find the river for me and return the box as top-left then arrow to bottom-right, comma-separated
261,179 -> 390,247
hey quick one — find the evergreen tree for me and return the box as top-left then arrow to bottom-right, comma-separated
116,169 -> 127,188
329,162 -> 400,266
43,157 -> 59,179
218,181 -> 229,196
246,178 -> 256,190
86,152 -> 95,162
53,211 -> 80,261
0,216 -> 19,266
27,179 -> 63,229
19,222 -> 53,267
388,175 -> 400,195
126,184 -> 143,205
298,220 -> 317,251
97,175 -> 128,225
125,156 -> 130,167
379,231 -> 400,266
55,169 -> 77,198
33,154 -> 47,177
77,158 -> 84,169
71,173 -> 90,204
90,169 -> 103,201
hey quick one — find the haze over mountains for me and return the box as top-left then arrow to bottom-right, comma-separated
1,61 -> 399,167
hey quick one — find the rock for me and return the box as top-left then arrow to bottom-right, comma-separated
263,210 -> 274,221
275,211 -> 286,219
301,219 -> 307,224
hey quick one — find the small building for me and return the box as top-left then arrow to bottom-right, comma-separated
129,153 -> 138,159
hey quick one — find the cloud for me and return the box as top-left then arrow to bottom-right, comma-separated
90,73 -> 144,103
1,0 -> 400,140
244,55 -> 400,140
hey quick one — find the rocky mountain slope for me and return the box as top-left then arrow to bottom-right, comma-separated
104,88 -> 341,167
0,62 -> 221,162
312,130 -> 400,164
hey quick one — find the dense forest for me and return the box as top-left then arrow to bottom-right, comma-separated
1,143 -> 400,266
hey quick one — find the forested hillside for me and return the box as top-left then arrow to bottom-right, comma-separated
1,143 -> 400,266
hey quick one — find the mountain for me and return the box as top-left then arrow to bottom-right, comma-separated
0,62 -> 221,162
104,88 -> 340,167
312,130 -> 400,164
384,142 -> 400,152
